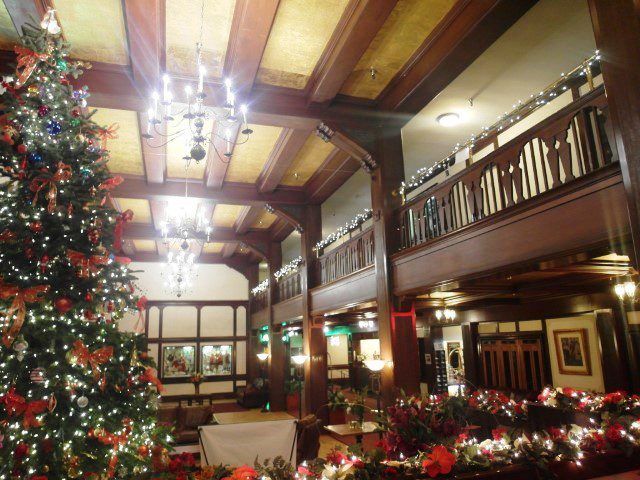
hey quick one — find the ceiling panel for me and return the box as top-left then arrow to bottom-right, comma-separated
340,0 -> 456,99
132,239 -> 157,253
280,134 -> 335,186
202,242 -> 225,254
256,0 -> 349,89
53,0 -> 129,64
116,198 -> 152,224
165,106 -> 212,179
212,204 -> 243,228
0,2 -> 18,50
91,108 -> 144,176
251,210 -> 277,229
225,124 -> 282,183
165,0 -> 235,78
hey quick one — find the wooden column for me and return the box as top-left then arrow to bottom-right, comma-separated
588,0 -> 640,392
595,309 -> 629,392
267,242 -> 285,410
244,262 -> 260,382
371,127 -> 420,403
300,205 -> 326,418
461,323 -> 480,388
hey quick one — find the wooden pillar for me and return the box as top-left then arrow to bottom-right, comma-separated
595,309 -> 629,392
267,242 -> 285,410
300,205 -> 326,418
244,262 -> 260,382
371,127 -> 420,403
461,323 -> 480,388
588,0 -> 640,392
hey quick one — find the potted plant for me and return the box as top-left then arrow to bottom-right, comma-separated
327,384 -> 347,424
285,379 -> 301,413
190,372 -> 203,395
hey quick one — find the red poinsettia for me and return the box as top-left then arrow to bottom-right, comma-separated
603,391 -> 625,405
491,427 -> 508,441
223,465 -> 258,480
605,423 -> 625,445
422,445 -> 456,478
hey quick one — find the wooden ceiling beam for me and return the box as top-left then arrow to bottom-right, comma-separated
204,123 -> 239,190
123,223 -> 270,243
114,176 -> 305,206
234,206 -> 262,234
377,0 -> 538,116
138,113 -> 166,184
305,149 -> 359,204
316,123 -> 376,171
222,242 -> 239,258
3,1 -> 45,34
148,199 -> 167,230
224,0 -> 280,93
270,218 -> 295,242
129,251 -> 251,268
308,0 -> 397,104
257,128 -> 310,193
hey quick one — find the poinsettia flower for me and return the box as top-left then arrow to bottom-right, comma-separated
421,445 -> 456,478
223,465 -> 258,480
322,463 -> 354,480
492,427 -> 509,441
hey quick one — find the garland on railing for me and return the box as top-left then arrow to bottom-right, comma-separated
314,208 -> 373,252
399,51 -> 602,198
274,256 -> 303,281
250,279 -> 269,296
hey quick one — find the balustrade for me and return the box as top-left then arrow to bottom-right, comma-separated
277,271 -> 301,302
397,87 -> 613,251
250,289 -> 268,313
316,227 -> 375,285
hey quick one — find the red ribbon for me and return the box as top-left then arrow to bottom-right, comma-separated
71,340 -> 113,378
96,123 -> 119,150
0,388 -> 48,428
90,426 -> 129,478
30,162 -> 72,213
134,296 -> 147,334
0,281 -> 49,347
14,46 -> 50,87
140,367 -> 164,392
113,209 -> 134,252
98,175 -> 124,206
66,249 -> 109,278
0,230 -> 16,242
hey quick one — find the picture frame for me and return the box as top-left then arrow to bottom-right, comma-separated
201,344 -> 233,376
162,344 -> 196,378
553,328 -> 591,376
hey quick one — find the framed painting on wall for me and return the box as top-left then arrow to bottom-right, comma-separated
201,344 -> 233,376
162,345 -> 196,378
553,329 -> 592,375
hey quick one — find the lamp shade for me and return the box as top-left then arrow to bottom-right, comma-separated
256,353 -> 269,361
291,354 -> 309,366
363,359 -> 386,372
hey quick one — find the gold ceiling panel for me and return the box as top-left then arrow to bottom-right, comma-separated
202,242 -> 225,254
132,239 -> 157,253
256,0 -> 349,89
225,124 -> 282,183
115,198 -> 152,224
53,0 -> 129,65
165,0 -> 235,78
251,210 -> 277,230
165,107 -> 212,179
91,108 -> 144,176
0,2 -> 18,50
340,0 -> 456,99
280,134 -> 334,186
212,204 -> 243,228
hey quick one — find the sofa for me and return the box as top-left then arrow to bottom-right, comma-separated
158,404 -> 215,444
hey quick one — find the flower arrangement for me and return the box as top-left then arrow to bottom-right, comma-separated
327,387 -> 367,425
190,373 -> 204,385
468,389 -> 528,418
538,386 -> 640,417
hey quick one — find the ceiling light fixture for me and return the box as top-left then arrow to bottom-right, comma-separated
436,112 -> 460,127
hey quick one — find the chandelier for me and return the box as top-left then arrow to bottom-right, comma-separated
161,203 -> 212,249
142,1 -> 252,163
163,247 -> 198,298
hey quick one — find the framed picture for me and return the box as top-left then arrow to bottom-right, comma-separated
162,345 -> 196,378
201,344 -> 233,376
553,329 -> 591,375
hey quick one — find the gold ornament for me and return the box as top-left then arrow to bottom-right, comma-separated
27,84 -> 38,94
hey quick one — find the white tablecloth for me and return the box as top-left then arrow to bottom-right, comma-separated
199,419 -> 297,466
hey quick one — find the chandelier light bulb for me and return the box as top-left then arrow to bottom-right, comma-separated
624,281 -> 636,298
435,310 -> 443,320
615,283 -> 626,299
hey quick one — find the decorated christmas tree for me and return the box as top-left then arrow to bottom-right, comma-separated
0,12 -> 165,480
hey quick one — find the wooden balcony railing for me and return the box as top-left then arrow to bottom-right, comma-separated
277,271 -> 301,302
250,289 -> 268,313
316,227 -> 374,285
397,86 -> 613,251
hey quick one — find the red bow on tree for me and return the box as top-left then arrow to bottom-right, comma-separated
30,162 -> 72,213
89,426 -> 129,478
98,175 -> 124,206
113,209 -> 134,252
140,367 -> 164,393
66,249 -> 109,278
0,388 -> 48,428
0,280 -> 49,347
96,123 -> 119,150
71,340 -> 114,378
134,296 -> 148,334
14,46 -> 50,87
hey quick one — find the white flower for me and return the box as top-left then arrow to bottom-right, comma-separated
321,463 -> 354,480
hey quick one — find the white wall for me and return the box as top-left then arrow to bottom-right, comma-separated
281,231 -> 301,265
321,169 -> 371,238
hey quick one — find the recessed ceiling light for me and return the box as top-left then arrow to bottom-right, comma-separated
436,112 -> 460,127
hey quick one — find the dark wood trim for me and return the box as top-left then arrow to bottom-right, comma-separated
234,206 -> 262,234
204,124 -> 240,190
258,128 -> 311,193
305,149 -> 358,204
3,0 -> 46,35
123,223 -> 271,243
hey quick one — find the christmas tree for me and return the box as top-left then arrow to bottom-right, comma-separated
0,12 -> 165,480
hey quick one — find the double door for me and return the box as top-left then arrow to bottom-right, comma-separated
479,336 -> 546,391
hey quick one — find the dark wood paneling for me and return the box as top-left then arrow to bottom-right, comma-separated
272,294 -> 303,324
309,265 -> 376,316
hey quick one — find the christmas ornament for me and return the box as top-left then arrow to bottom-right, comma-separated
76,396 -> 88,408
80,167 -> 90,178
40,8 -> 61,34
56,59 -> 67,71
29,221 -> 43,233
106,301 -> 114,312
84,292 -> 92,301
13,336 -> 28,361
16,143 -> 27,154
71,108 -> 81,117
27,84 -> 39,94
27,152 -> 43,164
25,248 -> 34,259
30,367 -> 46,383
39,254 -> 49,273
46,119 -> 62,135
88,227 -> 100,244
54,296 -> 73,314
37,105 -> 50,117
83,309 -> 94,321
70,118 -> 80,127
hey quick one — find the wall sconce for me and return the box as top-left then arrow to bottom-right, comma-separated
614,281 -> 637,300
291,354 -> 309,366
435,309 -> 456,321
256,352 -> 269,361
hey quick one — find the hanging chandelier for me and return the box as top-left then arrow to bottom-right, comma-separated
163,246 -> 198,298
142,1 -> 252,163
161,203 -> 212,249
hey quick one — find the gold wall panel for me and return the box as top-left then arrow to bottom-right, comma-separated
280,134 -> 334,186
257,0 -> 348,89
53,0 -> 129,64
212,204 -> 243,228
165,107 -> 212,179
225,124 -> 282,183
116,198 -> 152,224
91,108 -> 145,176
165,0 -> 235,78
340,0 -> 456,99
0,2 -> 18,50
202,242 -> 224,254
132,239 -> 157,253
251,210 -> 277,229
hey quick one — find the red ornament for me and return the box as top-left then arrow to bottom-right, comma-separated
24,248 -> 34,259
137,445 -> 149,457
106,301 -> 114,312
83,310 -> 94,321
1,132 -> 13,144
37,105 -> 50,117
23,236 -> 34,246
71,108 -> 81,117
84,292 -> 92,302
16,144 -> 27,154
29,221 -> 42,233
39,255 -> 49,273
88,228 -> 100,245
54,297 -> 73,314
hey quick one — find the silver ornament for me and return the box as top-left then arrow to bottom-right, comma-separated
76,396 -> 89,408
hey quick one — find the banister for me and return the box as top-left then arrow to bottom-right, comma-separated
314,226 -> 375,285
